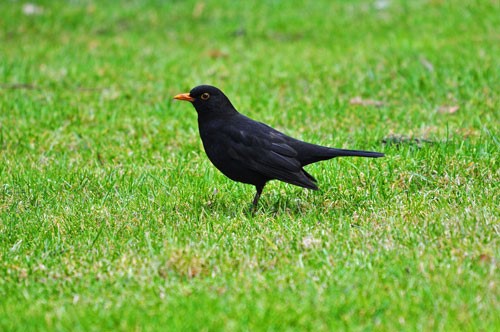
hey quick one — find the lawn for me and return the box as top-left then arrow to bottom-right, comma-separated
0,0 -> 498,331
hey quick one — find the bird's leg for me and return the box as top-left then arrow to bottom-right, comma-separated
251,185 -> 264,212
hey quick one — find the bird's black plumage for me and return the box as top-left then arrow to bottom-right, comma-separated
174,85 -> 384,209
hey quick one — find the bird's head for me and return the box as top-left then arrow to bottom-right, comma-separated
174,85 -> 237,116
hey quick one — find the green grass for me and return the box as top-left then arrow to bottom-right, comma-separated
0,0 -> 499,330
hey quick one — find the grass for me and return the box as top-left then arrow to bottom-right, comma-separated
0,0 -> 498,330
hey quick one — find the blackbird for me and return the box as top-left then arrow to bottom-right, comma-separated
174,85 -> 384,209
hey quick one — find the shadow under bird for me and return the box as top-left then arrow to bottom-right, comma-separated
174,85 -> 384,209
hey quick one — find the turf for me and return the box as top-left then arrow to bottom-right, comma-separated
0,0 -> 498,331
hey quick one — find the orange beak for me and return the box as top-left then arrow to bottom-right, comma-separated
173,93 -> 194,102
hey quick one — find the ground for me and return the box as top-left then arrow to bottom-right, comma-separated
0,0 -> 498,331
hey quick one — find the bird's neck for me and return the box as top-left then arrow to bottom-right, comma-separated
196,107 -> 239,123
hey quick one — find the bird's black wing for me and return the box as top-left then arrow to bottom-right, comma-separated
223,117 -> 318,189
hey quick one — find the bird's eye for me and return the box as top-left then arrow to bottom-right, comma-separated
201,92 -> 210,100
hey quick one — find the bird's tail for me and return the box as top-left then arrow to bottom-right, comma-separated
300,144 -> 384,166
326,148 -> 384,158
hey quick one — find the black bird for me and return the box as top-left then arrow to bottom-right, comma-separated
174,85 -> 384,209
